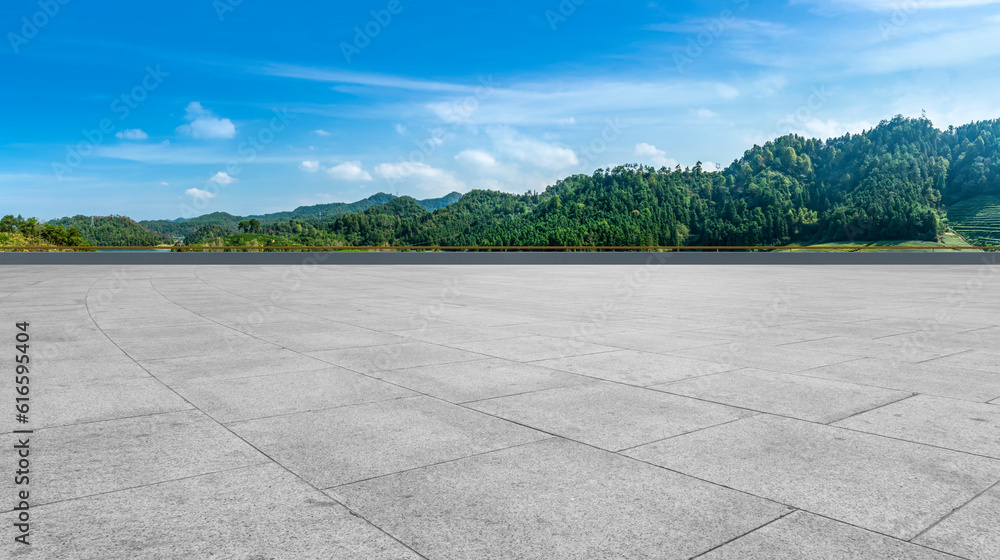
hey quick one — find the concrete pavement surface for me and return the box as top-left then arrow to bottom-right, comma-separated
2,264 -> 998,559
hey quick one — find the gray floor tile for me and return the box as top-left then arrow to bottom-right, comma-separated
625,414 -> 1000,539
174,367 -> 416,423
467,381 -> 754,451
229,395 -> 547,487
797,358 -> 1000,402
374,358 -> 589,403
0,410 -> 264,506
0,463 -> 423,560
834,394 -> 1000,458
308,341 -> 484,373
698,511 -> 957,560
449,335 -> 618,362
331,438 -> 790,560
668,341 -> 858,373
655,368 -> 910,423
532,349 -> 739,386
914,483 -> 1000,560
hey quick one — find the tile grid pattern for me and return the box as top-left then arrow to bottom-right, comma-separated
1,264 -> 998,559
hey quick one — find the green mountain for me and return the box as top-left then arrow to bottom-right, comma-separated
139,192 -> 465,240
46,215 -> 171,247
317,116 -> 1000,248
30,115 -> 1000,250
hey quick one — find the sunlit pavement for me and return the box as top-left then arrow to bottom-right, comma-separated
2,264 -> 999,559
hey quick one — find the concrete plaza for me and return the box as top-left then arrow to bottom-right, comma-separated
2,264 -> 999,559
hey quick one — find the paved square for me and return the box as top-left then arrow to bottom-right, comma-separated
2,264 -> 998,559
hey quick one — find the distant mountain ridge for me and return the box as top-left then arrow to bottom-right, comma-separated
138,191 -> 464,239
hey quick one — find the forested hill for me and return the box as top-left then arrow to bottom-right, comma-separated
317,116 -> 1000,247
46,215 -> 171,246
138,192 -> 464,239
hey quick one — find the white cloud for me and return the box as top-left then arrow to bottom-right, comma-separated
859,21 -> 1000,73
159,181 -> 169,186
395,123 -> 408,135
455,149 -> 498,168
115,129 -> 148,140
635,143 -> 680,169
490,127 -> 578,171
374,161 -> 466,192
314,129 -> 331,136
176,102 -> 236,140
185,188 -> 216,199
777,118 -> 874,140
715,84 -> 740,99
209,171 -> 237,185
299,161 -> 321,173
692,108 -> 719,120
326,161 -> 373,181
556,117 -> 576,125
754,75 -> 788,96
800,0 -> 1000,10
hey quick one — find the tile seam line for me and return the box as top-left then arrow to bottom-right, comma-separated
687,508 -> 799,559
325,436 -> 560,490
449,400 -> 800,513
222,393 -> 426,426
0,461 -> 273,514
909,478 -> 1000,544
2,406 -> 196,434
824,392 -> 920,425
782,366 -> 1000,404
182,265 -> 553,365
86,269 -> 433,560
642,389 -> 1000,462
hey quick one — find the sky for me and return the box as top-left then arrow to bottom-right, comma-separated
2,0 -> 1000,221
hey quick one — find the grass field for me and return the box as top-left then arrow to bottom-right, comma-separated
783,235 -> 979,252
947,195 -> 1000,248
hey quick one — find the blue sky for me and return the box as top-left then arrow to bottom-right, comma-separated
3,0 -> 1000,220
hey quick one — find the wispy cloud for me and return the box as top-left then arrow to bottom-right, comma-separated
797,0 -> 1000,11
260,63 -> 478,93
185,188 -> 216,199
326,161 -> 373,181
115,129 -> 148,140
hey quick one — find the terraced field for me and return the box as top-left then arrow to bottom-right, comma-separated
948,195 -> 1000,248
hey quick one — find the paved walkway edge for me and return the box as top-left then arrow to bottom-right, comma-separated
1,252 -> 998,265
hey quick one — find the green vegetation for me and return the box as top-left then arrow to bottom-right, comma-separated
46,215 -> 172,246
139,192 -> 465,240
306,116 -> 1000,249
947,195 -> 1000,247
27,116 -> 1000,252
0,215 -> 89,249
177,233 -> 297,252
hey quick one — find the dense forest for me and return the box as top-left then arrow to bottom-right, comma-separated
141,192 -> 463,240
0,214 -> 89,248
227,115 -> 996,249
47,215 -> 172,246
13,116 -> 1000,250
